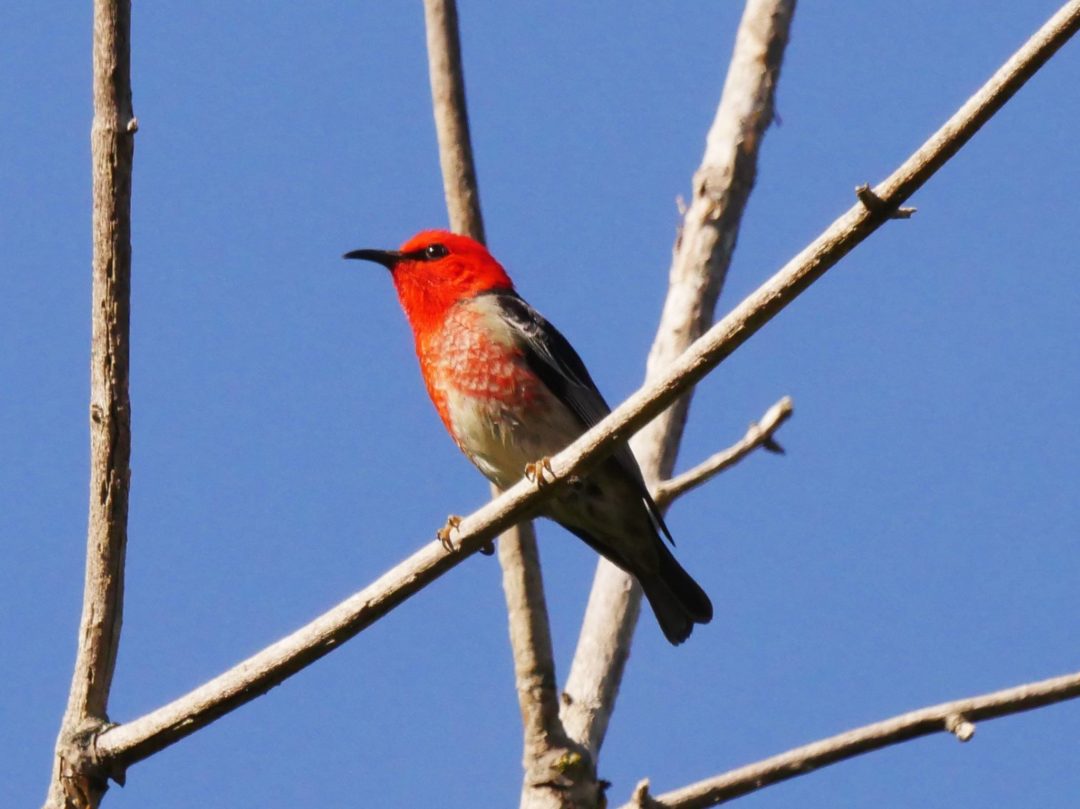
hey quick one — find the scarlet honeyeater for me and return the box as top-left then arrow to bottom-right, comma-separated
345,231 -> 712,644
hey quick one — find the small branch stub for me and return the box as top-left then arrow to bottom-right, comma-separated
630,778 -> 655,808
945,714 -> 976,742
761,434 -> 785,454
855,183 -> 916,219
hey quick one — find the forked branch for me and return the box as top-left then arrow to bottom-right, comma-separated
653,396 -> 793,508
564,0 -> 1080,756
88,0 -> 1080,785
620,668 -> 1080,808
561,0 -> 797,757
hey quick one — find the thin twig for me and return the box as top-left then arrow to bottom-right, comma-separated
422,3 -> 581,805
622,668 -> 1080,808
423,0 -> 484,242
44,2 -> 136,808
89,0 -> 1080,779
653,396 -> 793,508
561,0 -> 797,758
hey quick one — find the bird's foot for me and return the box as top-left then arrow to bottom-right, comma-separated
525,457 -> 555,488
437,514 -> 463,552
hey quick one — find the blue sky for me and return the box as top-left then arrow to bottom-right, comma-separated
3,2 -> 1078,807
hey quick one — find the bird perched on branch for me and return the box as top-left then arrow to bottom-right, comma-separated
345,230 -> 712,644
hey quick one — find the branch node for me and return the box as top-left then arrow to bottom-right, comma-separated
126,115 -> 139,133
855,183 -> 916,219
552,750 -> 587,775
56,717 -> 126,800
630,778 -> 654,807
945,713 -> 976,742
762,435 -> 786,454
653,395 -> 793,506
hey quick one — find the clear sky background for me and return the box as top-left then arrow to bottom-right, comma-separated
3,2 -> 1078,807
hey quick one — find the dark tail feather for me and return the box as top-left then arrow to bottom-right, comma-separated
640,543 -> 713,645
557,520 -> 712,645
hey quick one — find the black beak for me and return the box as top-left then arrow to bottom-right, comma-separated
342,248 -> 403,269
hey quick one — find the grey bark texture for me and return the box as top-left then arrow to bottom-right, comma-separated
44,1 -> 135,807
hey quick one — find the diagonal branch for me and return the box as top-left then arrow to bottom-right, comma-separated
562,0 -> 797,757
653,396 -> 793,508
88,0 -> 1080,780
44,2 -> 136,808
421,3 -> 588,805
621,668 -> 1080,808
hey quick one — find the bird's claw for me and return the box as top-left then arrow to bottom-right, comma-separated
525,457 -> 555,488
437,514 -> 463,552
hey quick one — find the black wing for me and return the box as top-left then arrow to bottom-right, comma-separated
492,291 -> 674,545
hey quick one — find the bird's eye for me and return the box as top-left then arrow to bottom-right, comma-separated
424,244 -> 449,260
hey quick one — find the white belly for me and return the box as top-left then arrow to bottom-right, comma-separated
444,385 -> 582,489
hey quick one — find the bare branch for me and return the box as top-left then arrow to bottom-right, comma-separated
44,2 -> 135,807
422,0 -> 484,241
497,525 -> 561,749
562,0 -> 797,757
622,668 -> 1080,809
88,0 -> 1079,780
95,539 -> 493,771
499,526 -> 598,808
653,396 -> 793,508
562,0 -> 1080,757
422,3 -> 584,804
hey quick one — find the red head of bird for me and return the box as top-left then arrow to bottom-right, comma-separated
345,230 -> 514,338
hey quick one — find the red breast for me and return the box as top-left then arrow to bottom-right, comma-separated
417,296 -> 541,445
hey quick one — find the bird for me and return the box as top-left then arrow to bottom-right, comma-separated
344,230 -> 712,644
